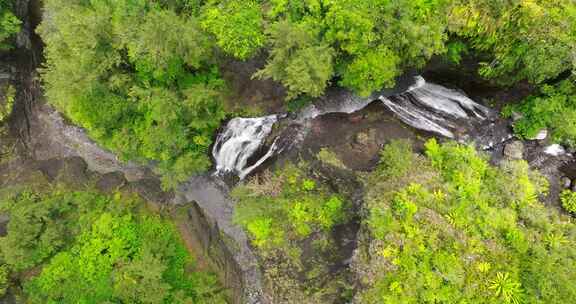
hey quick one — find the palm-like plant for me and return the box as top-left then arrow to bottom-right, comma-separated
488,272 -> 523,304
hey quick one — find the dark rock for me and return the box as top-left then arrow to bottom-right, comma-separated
36,158 -> 64,181
56,157 -> 90,186
96,171 -> 127,193
129,178 -> 173,204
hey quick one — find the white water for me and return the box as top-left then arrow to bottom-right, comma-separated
544,144 -> 566,156
212,115 -> 279,179
212,76 -> 494,179
379,76 -> 490,138
298,93 -> 373,120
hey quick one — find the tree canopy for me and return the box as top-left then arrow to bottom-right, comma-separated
0,189 -> 226,303
38,0 -> 576,184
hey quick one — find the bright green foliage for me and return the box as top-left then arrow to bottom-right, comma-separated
0,84 -> 15,122
449,0 -> 576,84
358,139 -> 575,303
322,0 -> 449,96
561,190 -> 576,213
0,0 -> 20,50
201,0 -> 265,60
339,46 -> 400,97
488,272 -> 523,304
39,0 -> 228,188
505,78 -> 576,146
233,164 -> 347,249
232,164 -> 351,302
0,189 -> 226,303
376,139 -> 415,178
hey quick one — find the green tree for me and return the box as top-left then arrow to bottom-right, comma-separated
0,0 -> 20,50
112,252 -> 171,304
38,0 -> 228,188
254,20 -> 334,100
201,0 -> 265,60
449,0 -> 576,84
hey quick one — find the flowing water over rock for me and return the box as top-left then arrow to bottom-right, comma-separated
211,76 -> 499,180
379,76 -> 492,138
212,115 -> 281,179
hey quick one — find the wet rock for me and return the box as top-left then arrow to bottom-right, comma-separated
544,144 -> 566,156
511,111 -> 523,122
504,140 -> 524,160
354,128 -> 377,147
561,177 -> 572,189
528,129 -> 548,140
97,171 -> 127,193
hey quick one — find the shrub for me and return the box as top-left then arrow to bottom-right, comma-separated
561,190 -> 576,213
358,140 -> 573,304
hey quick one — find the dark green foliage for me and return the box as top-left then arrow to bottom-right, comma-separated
0,0 -> 20,50
449,0 -> 576,85
38,0 -> 228,188
375,139 -> 415,178
504,78 -> 576,146
0,189 -> 226,303
254,20 -> 334,100
359,139 -> 575,303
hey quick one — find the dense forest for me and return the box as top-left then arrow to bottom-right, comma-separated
34,0 -> 576,186
0,0 -> 576,303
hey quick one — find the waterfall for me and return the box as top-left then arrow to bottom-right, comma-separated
212,115 -> 279,179
212,76 -> 495,180
379,76 -> 491,138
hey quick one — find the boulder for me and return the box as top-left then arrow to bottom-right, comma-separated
511,111 -> 523,122
561,177 -> 572,189
503,140 -> 524,160
528,129 -> 548,141
96,171 -> 127,193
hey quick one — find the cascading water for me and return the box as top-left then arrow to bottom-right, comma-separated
211,76 -> 503,180
212,115 -> 280,179
379,76 -> 491,138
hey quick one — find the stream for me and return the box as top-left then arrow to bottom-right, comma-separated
212,76 -> 499,181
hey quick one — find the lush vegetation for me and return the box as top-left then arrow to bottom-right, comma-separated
357,139 -> 576,303
38,0 -> 576,186
38,0 -> 228,188
0,0 -> 20,50
0,189 -> 226,303
233,163 -> 352,303
504,77 -> 576,146
561,190 -> 576,214
0,84 -> 14,123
